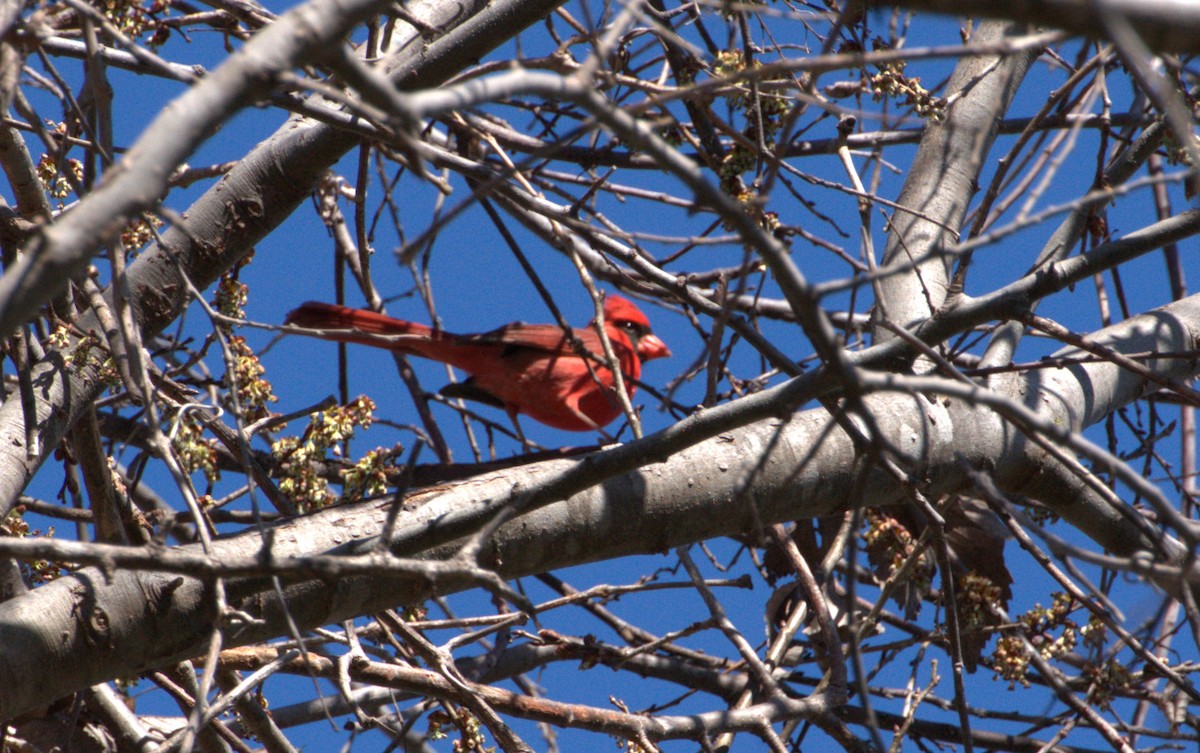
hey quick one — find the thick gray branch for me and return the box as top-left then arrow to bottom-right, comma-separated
0,0 -> 396,339
868,0 -> 1200,55
876,20 -> 1036,338
0,293 -> 1196,721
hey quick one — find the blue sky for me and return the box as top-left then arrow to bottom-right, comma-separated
13,2 -> 1200,750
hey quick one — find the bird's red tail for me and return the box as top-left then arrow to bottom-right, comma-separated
285,302 -> 434,349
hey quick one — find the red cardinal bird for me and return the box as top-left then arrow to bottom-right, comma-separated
285,295 -> 671,432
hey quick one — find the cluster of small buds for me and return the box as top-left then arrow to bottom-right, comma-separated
1033,622 -> 1077,662
313,395 -> 375,443
36,154 -> 82,199
214,275 -> 249,323
427,707 -> 486,752
707,49 -> 792,238
340,446 -> 398,502
227,335 -> 277,420
720,146 -> 756,184
48,325 -> 71,350
862,39 -> 946,122
120,215 -> 163,250
869,69 -> 945,121
957,571 -> 1002,630
211,256 -> 273,419
96,0 -> 169,44
1081,613 -> 1107,650
712,49 -> 746,79
58,331 -> 121,388
727,187 -> 781,237
1082,658 -> 1132,705
991,634 -> 1030,687
171,412 -> 220,483
1,509 -> 30,539
712,49 -> 790,135
863,509 -> 933,597
272,437 -> 331,511
1,509 -> 61,584
272,397 -> 380,512
990,592 -> 1080,687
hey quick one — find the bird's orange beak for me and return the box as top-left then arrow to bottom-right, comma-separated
638,333 -> 671,361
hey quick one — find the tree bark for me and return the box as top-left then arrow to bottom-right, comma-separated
868,0 -> 1200,55
1,293 -> 1196,721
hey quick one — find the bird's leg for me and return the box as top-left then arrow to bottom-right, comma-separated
565,403 -> 615,444
506,408 -> 531,453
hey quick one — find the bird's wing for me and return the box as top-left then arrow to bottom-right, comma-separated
459,323 -> 576,352
461,323 -> 637,358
